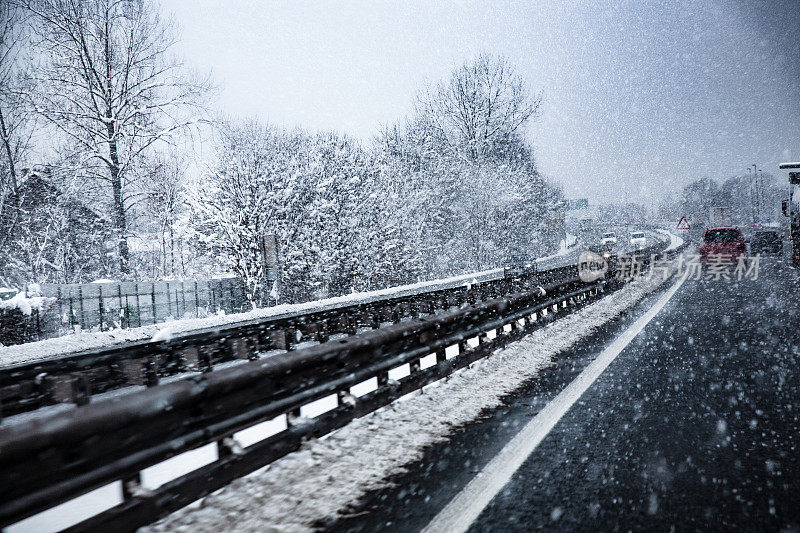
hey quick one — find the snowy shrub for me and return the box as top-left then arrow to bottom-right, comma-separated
0,289 -> 56,346
0,290 -> 55,316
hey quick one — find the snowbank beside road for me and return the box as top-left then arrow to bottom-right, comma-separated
144,267 -> 679,533
534,234 -> 580,271
656,229 -> 684,251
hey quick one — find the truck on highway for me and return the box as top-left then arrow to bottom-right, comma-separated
779,162 -> 800,267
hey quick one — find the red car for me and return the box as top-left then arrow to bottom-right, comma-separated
699,227 -> 746,261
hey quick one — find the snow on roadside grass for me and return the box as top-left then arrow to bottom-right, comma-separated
144,268 -> 678,533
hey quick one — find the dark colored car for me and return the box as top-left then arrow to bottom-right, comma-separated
699,227 -> 746,261
750,230 -> 783,256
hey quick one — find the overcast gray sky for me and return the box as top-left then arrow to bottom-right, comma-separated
162,0 -> 800,205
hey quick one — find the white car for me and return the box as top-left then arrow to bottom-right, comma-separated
600,232 -> 617,245
630,231 -> 646,248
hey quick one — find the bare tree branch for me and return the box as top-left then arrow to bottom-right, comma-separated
21,0 -> 210,275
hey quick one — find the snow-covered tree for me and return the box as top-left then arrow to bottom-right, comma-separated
0,1 -> 36,275
373,55 -> 560,277
129,152 -> 189,278
678,173 -> 785,229
1,164 -> 113,285
22,0 -> 208,275
190,119 -> 423,304
415,54 -> 542,162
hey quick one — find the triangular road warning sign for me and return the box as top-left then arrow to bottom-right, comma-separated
677,217 -> 690,230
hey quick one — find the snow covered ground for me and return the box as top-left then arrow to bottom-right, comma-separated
137,266 -> 679,533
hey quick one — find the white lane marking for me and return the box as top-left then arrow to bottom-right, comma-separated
423,272 -> 688,533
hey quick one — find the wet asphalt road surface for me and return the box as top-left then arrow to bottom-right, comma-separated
329,256 -> 800,532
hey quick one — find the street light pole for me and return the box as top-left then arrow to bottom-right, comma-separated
758,168 -> 765,222
748,167 -> 755,224
753,164 -> 760,223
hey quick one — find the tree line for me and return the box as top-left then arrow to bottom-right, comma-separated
660,173 -> 784,231
0,0 -> 564,305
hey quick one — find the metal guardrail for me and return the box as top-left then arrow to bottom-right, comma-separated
0,241 -> 686,531
0,265 -> 575,418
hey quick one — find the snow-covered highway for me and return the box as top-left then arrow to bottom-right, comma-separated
334,256 -> 800,531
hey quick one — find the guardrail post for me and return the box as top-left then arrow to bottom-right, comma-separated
270,329 -> 288,351
72,375 -> 89,406
229,336 -> 257,360
122,472 -> 143,500
217,436 -> 243,458
377,372 -> 389,387
248,336 -> 261,360
287,407 -> 302,425
286,328 -> 300,351
313,320 -> 327,343
466,288 -> 475,305
180,346 -> 200,372
346,314 -> 357,335
436,348 -> 446,363
337,389 -> 354,406
201,345 -> 215,372
181,345 -> 213,372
